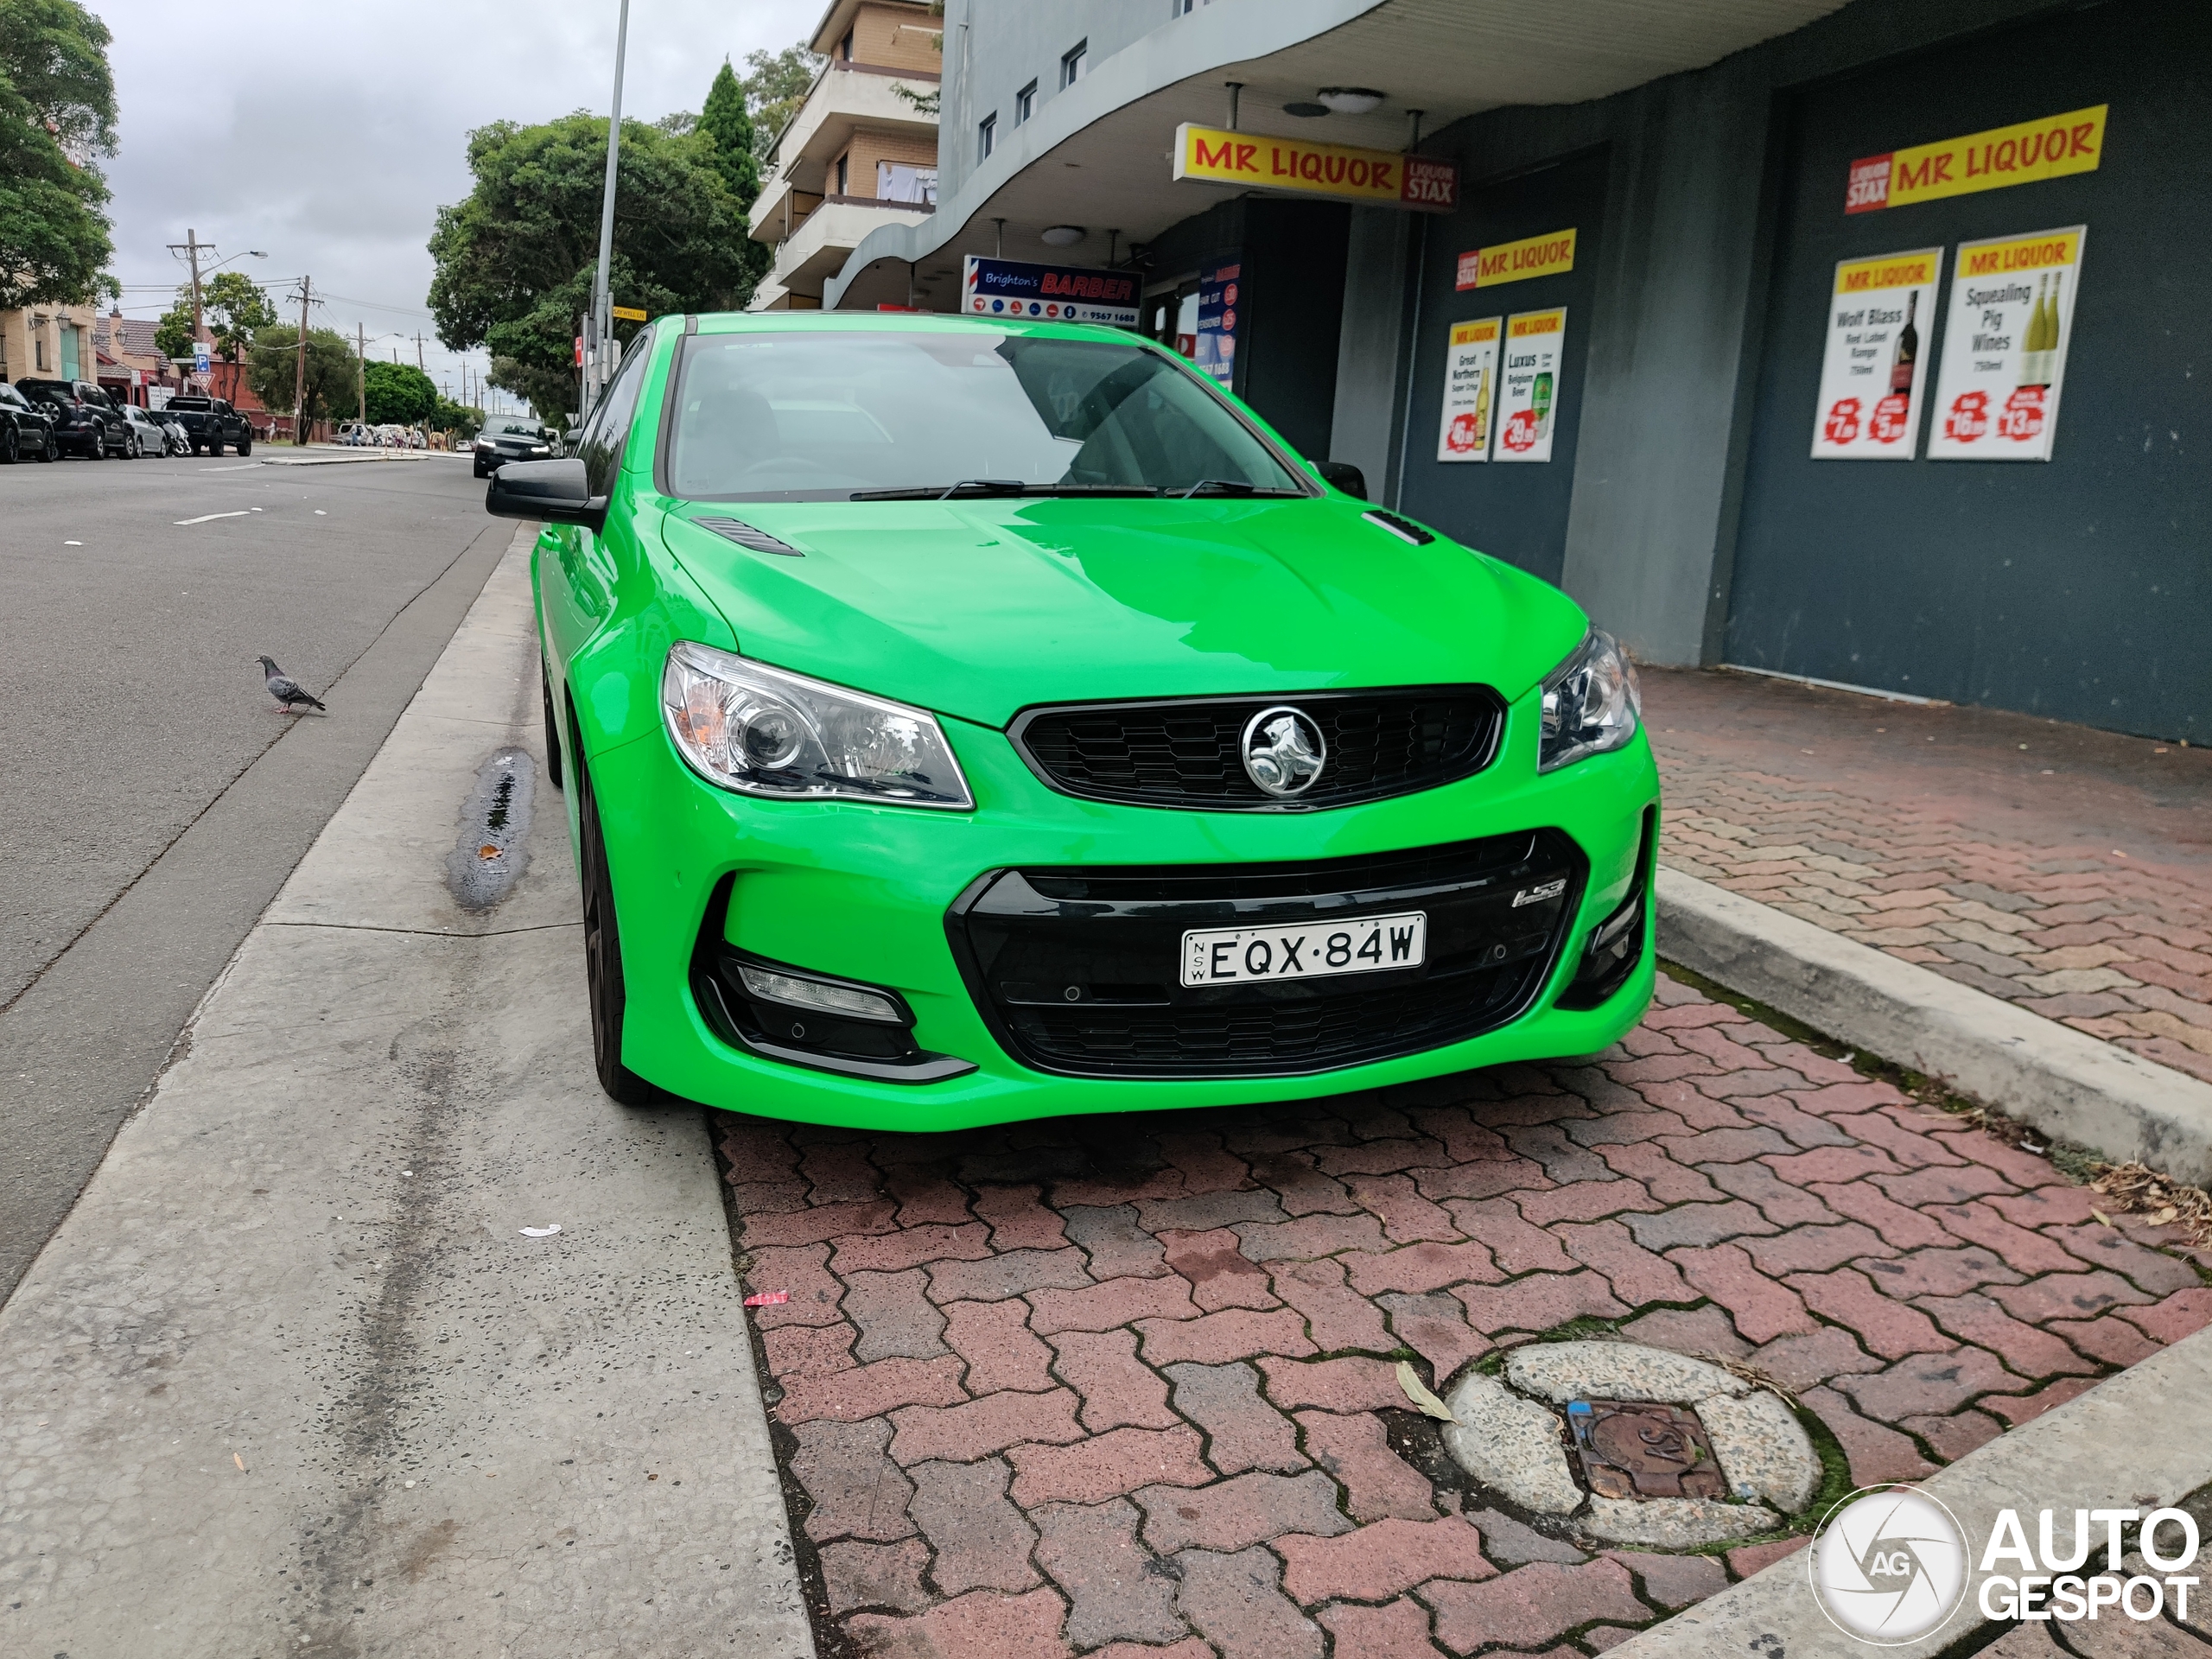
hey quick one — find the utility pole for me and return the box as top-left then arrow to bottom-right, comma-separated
415,332 -> 426,372
293,276 -> 311,446
587,0 -> 632,410
357,322 -> 367,425
165,228 -> 211,382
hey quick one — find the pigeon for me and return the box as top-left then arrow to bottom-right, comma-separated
258,655 -> 326,713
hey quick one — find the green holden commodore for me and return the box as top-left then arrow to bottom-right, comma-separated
486,313 -> 1656,1130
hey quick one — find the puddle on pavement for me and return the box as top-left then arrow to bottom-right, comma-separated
447,747 -> 535,910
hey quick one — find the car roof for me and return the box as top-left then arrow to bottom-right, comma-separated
682,311 -> 1152,349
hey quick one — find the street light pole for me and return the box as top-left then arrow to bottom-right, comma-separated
294,276 -> 311,445
587,0 -> 632,412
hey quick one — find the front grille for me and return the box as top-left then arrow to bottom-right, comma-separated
948,830 -> 1583,1078
1007,687 -> 1505,811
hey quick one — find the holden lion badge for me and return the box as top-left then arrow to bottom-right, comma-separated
1241,707 -> 1326,798
1809,1484 -> 1968,1644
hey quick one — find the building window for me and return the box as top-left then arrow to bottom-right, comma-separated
979,113 -> 995,160
878,162 -> 938,205
1014,80 -> 1036,124
35,332 -> 48,372
1060,41 -> 1086,88
839,29 -> 853,60
835,153 -> 849,195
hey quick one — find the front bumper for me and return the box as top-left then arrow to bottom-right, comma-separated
585,683 -> 1660,1132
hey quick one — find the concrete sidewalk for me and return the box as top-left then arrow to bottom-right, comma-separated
1644,666 -> 2212,1087
0,530 -> 809,1658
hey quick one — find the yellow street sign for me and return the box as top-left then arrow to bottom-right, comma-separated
611,305 -> 649,322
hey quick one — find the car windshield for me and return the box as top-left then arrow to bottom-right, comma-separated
664,328 -> 1309,502
486,418 -> 544,439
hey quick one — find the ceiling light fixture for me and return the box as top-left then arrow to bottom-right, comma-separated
1317,87 -> 1386,115
1040,225 -> 1084,247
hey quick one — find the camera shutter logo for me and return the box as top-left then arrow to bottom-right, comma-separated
1809,1485 -> 1969,1644
1241,707 -> 1326,798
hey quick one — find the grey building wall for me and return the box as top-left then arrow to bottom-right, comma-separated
1335,0 -> 2088,670
1330,207 -> 1414,499
938,0 -> 1176,201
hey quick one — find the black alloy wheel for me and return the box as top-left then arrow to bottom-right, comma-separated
576,745 -> 658,1106
1,425 -> 16,464
541,658 -> 564,792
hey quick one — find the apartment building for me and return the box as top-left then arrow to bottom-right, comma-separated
747,0 -> 943,309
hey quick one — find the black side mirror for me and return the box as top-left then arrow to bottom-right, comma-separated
1317,460 -> 1368,499
486,457 -> 605,529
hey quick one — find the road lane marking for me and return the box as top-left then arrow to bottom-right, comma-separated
198,463 -> 260,473
174,511 -> 252,525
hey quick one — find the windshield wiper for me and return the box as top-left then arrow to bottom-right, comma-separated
1179,480 -> 1306,499
849,480 -> 1162,501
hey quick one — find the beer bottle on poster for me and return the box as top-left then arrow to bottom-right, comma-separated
1532,370 -> 1554,437
1473,366 -> 1492,447
1890,290 -> 1919,400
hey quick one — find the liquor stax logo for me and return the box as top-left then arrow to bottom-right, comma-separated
1809,1485 -> 1969,1644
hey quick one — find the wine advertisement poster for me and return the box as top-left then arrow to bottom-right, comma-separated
1927,226 -> 2086,461
1437,317 -> 1501,461
1810,247 -> 1941,459
1193,260 -> 1241,390
1494,308 -> 1567,463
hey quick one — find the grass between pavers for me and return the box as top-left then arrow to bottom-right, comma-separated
1657,960 -> 2212,1257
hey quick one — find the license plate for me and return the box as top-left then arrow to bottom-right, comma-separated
1181,911 -> 1427,988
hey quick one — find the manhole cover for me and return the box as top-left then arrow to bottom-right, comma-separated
1568,1400 -> 1726,1500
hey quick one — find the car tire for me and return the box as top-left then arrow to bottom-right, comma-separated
541,658 -> 564,792
127,433 -> 141,459
238,435 -> 251,456
36,429 -> 55,461
1,425 -> 16,465
474,461 -> 486,479
577,747 -> 658,1107
207,435 -> 224,458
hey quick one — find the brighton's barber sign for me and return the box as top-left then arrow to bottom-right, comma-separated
1173,124 -> 1458,212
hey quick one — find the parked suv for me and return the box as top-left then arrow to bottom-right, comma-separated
472,416 -> 555,477
16,378 -> 129,458
0,381 -> 60,462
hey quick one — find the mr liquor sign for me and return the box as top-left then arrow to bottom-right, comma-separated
1173,124 -> 1458,212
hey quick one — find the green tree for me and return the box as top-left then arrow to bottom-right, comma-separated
0,0 -> 119,308
429,397 -> 479,439
739,42 -> 822,161
246,324 -> 358,443
153,301 -> 194,363
362,359 -> 437,426
427,112 -> 753,422
698,60 -> 769,294
205,271 -> 276,363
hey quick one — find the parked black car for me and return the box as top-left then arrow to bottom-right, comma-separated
0,382 -> 60,462
160,396 -> 253,456
471,416 -> 555,478
16,378 -> 129,458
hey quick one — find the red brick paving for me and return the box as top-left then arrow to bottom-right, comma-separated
1644,665 -> 2212,1084
722,970 -> 2212,1657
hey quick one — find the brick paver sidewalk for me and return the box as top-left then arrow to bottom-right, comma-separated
720,972 -> 2212,1659
1643,667 -> 2212,1086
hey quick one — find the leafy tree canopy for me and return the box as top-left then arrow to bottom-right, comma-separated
429,397 -> 480,438
739,42 -> 822,161
362,359 -> 437,426
486,353 -> 567,427
155,270 -> 276,364
427,111 -> 753,423
153,301 -> 194,364
700,60 -> 770,293
246,324 -> 358,440
0,0 -> 118,308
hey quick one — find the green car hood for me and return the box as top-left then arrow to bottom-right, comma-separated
658,497 -> 1586,729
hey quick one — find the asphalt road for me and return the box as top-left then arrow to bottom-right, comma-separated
0,448 -> 512,1299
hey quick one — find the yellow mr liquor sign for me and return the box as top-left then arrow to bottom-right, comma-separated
1173,124 -> 1459,213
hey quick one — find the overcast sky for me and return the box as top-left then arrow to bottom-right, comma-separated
95,0 -> 819,411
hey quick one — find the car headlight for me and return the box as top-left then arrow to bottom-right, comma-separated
662,641 -> 973,809
1538,628 -> 1641,773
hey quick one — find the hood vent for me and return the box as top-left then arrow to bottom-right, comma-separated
693,517 -> 802,556
1363,510 -> 1435,545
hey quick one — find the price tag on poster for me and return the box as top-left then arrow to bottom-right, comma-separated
1811,248 -> 1940,458
1437,317 -> 1501,461
1927,226 -> 2085,461
1493,308 -> 1565,462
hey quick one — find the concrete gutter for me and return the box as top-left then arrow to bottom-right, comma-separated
1657,868 -> 2212,1185
0,528 -> 812,1656
1605,1325 -> 2212,1658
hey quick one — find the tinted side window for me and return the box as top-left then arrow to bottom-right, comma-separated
580,340 -> 653,496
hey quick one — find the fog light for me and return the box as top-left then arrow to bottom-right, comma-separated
735,961 -> 902,1024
